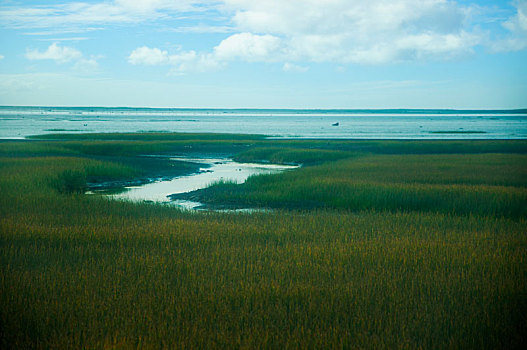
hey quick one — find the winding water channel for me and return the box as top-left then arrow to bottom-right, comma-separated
108,157 -> 298,210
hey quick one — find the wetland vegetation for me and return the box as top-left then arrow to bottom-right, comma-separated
1,133 -> 526,348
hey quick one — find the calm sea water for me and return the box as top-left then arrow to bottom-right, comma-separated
1,106 -> 526,139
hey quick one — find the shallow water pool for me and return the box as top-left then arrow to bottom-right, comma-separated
108,157 -> 297,209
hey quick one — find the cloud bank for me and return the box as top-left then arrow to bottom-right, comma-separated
129,0 -> 517,72
223,0 -> 526,62
225,0 -> 480,63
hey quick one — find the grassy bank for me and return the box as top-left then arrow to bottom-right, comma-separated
1,135 -> 526,349
189,152 -> 527,217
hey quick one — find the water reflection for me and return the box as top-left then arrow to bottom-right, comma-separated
109,157 -> 297,209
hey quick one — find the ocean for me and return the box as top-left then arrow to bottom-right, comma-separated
1,106 -> 526,139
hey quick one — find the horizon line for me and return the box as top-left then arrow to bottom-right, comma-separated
1,105 -> 526,113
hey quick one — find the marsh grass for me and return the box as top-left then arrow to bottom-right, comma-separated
193,153 -> 527,217
20,132 -> 265,159
235,139 -> 527,157
233,146 -> 357,165
51,169 -> 87,194
24,134 -> 527,157
0,141 -> 79,157
1,136 -> 526,348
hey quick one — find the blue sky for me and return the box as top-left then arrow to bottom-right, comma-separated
0,0 -> 526,108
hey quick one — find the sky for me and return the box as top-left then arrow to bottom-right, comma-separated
0,0 -> 526,109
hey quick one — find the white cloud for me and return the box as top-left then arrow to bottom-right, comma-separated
168,51 -> 221,74
129,33 -> 284,73
128,33 -> 282,73
26,43 -> 82,63
0,55 -> 4,60
226,0 -> 466,36
140,0 -> 482,68
128,46 -> 169,65
130,0 -> 488,70
128,46 -> 221,73
214,33 -> 282,61
220,0 -> 480,64
127,0 -> 483,74
25,43 -> 99,71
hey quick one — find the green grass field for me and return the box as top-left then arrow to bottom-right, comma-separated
1,134 -> 526,349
